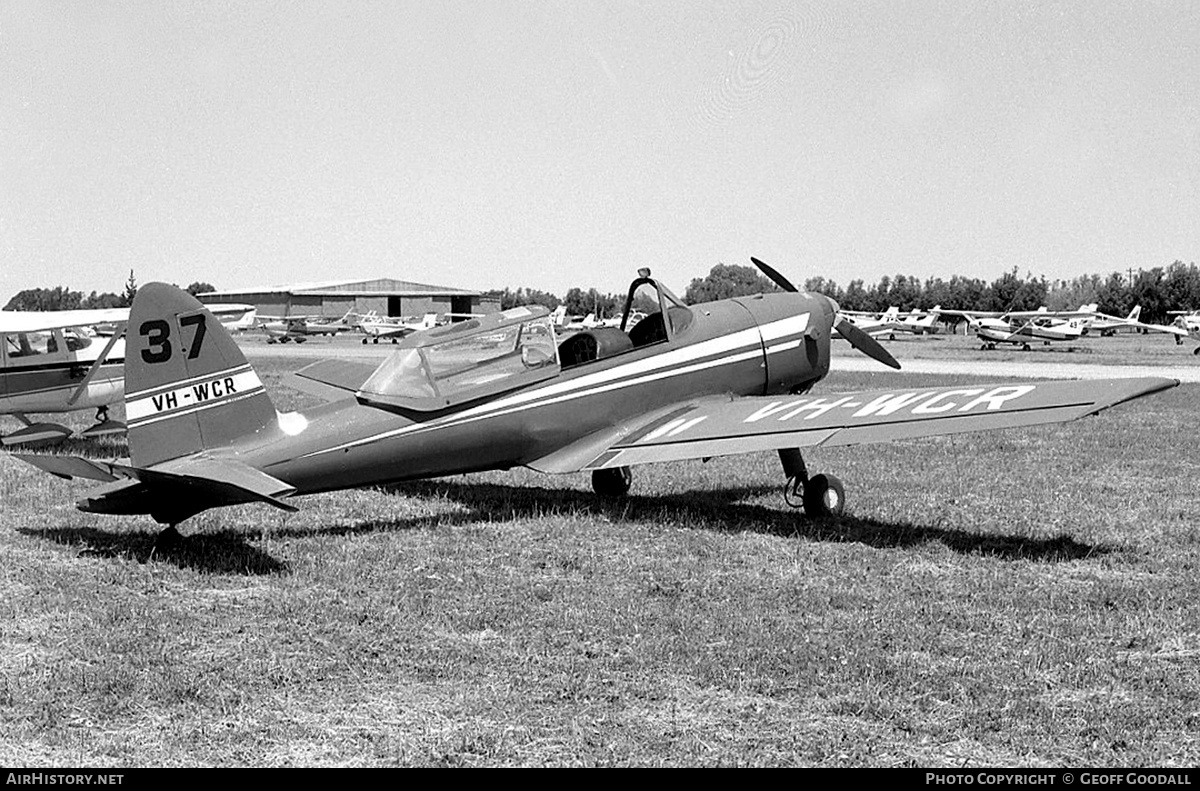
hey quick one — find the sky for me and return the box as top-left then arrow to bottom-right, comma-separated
2,1 -> 1198,302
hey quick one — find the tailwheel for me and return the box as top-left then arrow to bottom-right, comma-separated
591,466 -> 632,497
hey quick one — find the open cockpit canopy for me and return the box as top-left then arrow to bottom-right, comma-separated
358,305 -> 560,411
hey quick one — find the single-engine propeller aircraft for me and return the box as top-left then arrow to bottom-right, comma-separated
935,305 -> 1099,350
840,306 -> 940,340
0,308 -> 130,446
12,259 -> 1176,548
1,302 -> 265,446
359,312 -> 441,344
257,311 -> 356,343
938,305 -> 1187,350
1083,306 -> 1188,342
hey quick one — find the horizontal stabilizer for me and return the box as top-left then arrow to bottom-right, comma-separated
290,359 -> 382,400
136,455 -> 299,512
15,452 -> 298,520
13,454 -> 123,482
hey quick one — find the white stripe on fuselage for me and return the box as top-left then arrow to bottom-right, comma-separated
301,313 -> 812,458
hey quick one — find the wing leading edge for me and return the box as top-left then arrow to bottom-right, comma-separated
545,377 -> 1176,472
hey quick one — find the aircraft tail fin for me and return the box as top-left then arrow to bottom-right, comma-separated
1128,305 -> 1142,321
125,283 -> 278,468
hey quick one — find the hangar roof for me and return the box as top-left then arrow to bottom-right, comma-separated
199,278 -> 482,298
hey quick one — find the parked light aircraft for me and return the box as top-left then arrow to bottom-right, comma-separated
258,311 -> 355,343
0,302 -> 270,445
840,307 -> 940,340
1083,306 -> 1188,342
935,305 -> 1100,350
938,305 -> 1187,350
359,313 -> 441,343
13,259 -> 1175,549
0,308 -> 130,446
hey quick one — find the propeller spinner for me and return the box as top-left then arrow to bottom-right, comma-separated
750,257 -> 901,370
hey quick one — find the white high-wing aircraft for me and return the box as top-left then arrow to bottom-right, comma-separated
934,305 -> 1097,350
936,304 -> 1186,350
358,313 -> 441,344
209,303 -> 257,333
1085,306 -> 1188,342
840,307 -> 940,340
0,308 -> 129,446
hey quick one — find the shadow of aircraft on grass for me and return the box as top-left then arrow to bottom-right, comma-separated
21,524 -> 287,576
292,479 -> 1110,563
23,478 -> 1108,569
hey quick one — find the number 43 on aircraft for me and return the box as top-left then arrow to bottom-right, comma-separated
13,259 -> 1177,549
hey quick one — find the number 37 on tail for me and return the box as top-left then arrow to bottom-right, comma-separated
13,259 -> 1177,547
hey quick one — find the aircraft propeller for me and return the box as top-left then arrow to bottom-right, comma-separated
751,257 -> 901,370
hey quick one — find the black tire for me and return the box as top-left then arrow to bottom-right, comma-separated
592,466 -> 632,497
803,473 -> 845,518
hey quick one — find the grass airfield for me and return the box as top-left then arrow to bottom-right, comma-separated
1,329 -> 1198,766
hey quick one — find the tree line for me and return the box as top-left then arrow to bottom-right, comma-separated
9,262 -> 1200,326
497,260 -> 1200,326
3,274 -> 214,311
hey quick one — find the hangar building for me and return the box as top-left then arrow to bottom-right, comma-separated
196,278 -> 499,319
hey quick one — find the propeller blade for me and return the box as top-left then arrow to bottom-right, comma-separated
835,318 -> 902,370
750,257 -> 798,293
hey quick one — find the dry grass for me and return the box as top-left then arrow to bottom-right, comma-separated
1,349 -> 1198,766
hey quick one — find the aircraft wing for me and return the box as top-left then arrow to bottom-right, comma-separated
0,308 -> 130,334
1092,313 -> 1188,337
529,377 -> 1177,473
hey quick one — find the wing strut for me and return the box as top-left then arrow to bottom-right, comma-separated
67,323 -> 126,407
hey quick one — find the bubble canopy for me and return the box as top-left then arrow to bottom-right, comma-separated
358,305 -> 560,412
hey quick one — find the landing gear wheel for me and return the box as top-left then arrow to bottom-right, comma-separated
591,466 -> 632,497
802,473 -> 845,518
1022,343 -> 1032,351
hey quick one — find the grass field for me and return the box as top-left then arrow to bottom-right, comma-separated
1,347 -> 1198,766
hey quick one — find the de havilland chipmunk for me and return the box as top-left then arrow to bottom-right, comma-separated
11,259 -> 1176,548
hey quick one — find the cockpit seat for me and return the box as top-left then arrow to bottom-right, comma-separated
558,327 -> 634,368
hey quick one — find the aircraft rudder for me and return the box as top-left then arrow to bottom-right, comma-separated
125,283 -> 277,467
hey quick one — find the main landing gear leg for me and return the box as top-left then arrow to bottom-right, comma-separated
592,466 -> 632,497
779,448 -> 845,518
